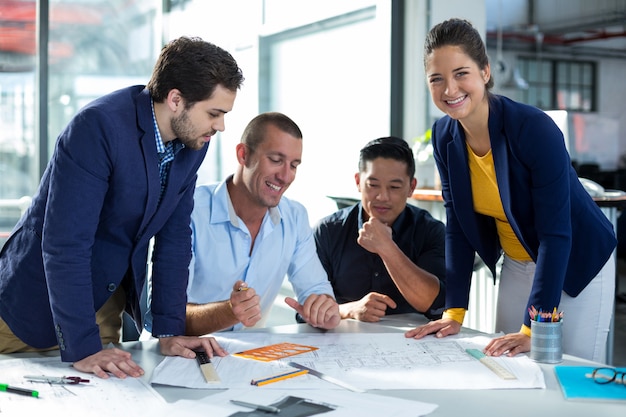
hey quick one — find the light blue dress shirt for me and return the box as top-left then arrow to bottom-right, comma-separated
145,176 -> 333,333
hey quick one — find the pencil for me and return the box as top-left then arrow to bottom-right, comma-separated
251,369 -> 309,386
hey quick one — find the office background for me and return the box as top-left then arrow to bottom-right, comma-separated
0,0 -> 624,364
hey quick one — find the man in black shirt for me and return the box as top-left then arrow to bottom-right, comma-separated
314,137 -> 445,322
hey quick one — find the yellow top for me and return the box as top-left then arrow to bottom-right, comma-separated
466,143 -> 531,261
442,145 -> 534,327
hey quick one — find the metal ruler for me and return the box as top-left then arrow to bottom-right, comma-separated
288,361 -> 364,392
466,349 -> 517,380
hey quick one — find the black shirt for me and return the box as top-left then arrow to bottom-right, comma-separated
314,203 -> 446,319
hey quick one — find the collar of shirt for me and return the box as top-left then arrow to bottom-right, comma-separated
151,100 -> 185,160
211,176 -> 282,228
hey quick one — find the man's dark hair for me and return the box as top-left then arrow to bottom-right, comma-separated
147,36 -> 244,107
358,136 -> 415,179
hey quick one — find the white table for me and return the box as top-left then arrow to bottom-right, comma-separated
2,315 -> 625,416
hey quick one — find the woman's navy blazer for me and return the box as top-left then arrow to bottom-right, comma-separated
431,95 -> 616,326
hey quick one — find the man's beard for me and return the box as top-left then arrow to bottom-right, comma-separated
171,109 -> 211,151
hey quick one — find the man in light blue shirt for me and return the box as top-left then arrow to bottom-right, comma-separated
145,112 -> 340,335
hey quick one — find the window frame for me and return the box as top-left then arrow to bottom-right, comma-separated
517,57 -> 597,112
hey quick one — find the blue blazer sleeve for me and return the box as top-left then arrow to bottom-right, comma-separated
148,169 -> 198,337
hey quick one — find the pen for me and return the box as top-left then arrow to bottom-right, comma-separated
251,369 -> 309,386
230,399 -> 280,413
0,383 -> 39,398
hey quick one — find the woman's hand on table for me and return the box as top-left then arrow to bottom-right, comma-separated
484,332 -> 530,357
404,318 -> 461,339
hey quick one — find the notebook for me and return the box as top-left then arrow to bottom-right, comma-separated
554,365 -> 626,401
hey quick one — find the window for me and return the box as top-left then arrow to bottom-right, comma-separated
259,5 -> 391,222
167,0 -> 391,223
518,57 -> 596,111
0,0 -> 391,247
555,61 -> 595,112
0,0 -> 161,248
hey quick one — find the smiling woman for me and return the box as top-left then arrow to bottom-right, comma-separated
405,18 -> 618,365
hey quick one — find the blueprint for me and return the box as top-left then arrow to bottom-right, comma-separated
151,332 -> 546,390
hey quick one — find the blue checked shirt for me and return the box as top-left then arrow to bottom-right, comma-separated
151,101 -> 184,202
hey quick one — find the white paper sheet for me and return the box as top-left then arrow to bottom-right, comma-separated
151,333 -> 545,390
0,356 -> 165,417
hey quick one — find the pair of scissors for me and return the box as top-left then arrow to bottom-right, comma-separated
24,375 -> 90,385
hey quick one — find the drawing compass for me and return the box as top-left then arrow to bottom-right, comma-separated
25,375 -> 90,385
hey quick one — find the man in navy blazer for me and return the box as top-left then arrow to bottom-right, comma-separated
0,37 -> 244,378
